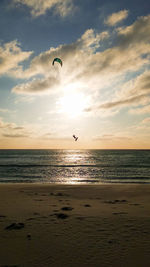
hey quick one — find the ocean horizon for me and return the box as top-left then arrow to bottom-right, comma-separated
0,149 -> 150,184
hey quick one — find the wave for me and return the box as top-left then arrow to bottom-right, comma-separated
0,164 -> 149,168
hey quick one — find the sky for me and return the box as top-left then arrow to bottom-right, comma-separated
0,0 -> 150,149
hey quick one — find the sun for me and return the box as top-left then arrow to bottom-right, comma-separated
60,92 -> 86,117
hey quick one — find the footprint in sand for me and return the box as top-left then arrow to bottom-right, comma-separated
84,204 -> 91,207
5,223 -> 25,230
104,200 -> 127,204
61,207 -> 73,211
113,212 -> 128,215
55,213 -> 69,219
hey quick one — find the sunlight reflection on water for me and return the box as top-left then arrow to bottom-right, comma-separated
0,149 -> 150,184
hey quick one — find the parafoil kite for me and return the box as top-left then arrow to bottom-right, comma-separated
52,58 -> 63,67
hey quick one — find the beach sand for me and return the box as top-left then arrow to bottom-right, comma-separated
0,183 -> 150,267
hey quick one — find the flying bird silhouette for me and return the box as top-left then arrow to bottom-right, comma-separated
73,135 -> 78,141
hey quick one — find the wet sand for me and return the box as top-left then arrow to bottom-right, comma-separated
0,183 -> 150,266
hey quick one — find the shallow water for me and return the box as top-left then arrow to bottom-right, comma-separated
0,149 -> 149,184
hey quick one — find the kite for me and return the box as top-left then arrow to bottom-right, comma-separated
52,58 -> 63,67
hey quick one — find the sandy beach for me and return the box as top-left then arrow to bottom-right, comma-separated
0,183 -> 150,267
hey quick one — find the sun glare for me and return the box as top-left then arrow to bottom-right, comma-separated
60,92 -> 86,117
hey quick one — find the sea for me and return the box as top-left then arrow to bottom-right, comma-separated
0,149 -> 149,184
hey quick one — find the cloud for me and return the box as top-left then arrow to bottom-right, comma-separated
99,94 -> 149,109
0,118 -> 14,129
111,70 -> 150,107
105,10 -> 128,26
142,117 -> 150,124
79,29 -> 109,51
2,133 -> 28,138
85,69 -> 150,113
0,108 -> 16,114
0,41 -> 32,76
12,75 -> 60,95
0,108 -> 9,113
125,70 -> 150,96
13,0 -> 75,17
118,15 -> 150,47
129,105 -> 150,115
84,104 -> 119,117
41,132 -> 71,141
0,118 -> 30,138
93,134 -> 132,141
0,41 -> 33,78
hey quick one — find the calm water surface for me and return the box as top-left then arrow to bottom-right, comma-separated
0,149 -> 149,184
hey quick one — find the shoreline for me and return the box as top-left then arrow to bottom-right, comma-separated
0,181 -> 150,185
0,183 -> 150,266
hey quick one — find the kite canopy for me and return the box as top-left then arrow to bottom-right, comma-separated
52,57 -> 63,67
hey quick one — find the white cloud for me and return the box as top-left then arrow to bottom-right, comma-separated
13,0 -> 75,17
79,29 -> 109,51
0,41 -> 32,76
105,10 -> 128,26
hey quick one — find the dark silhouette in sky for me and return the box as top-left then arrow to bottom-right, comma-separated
73,135 -> 78,141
